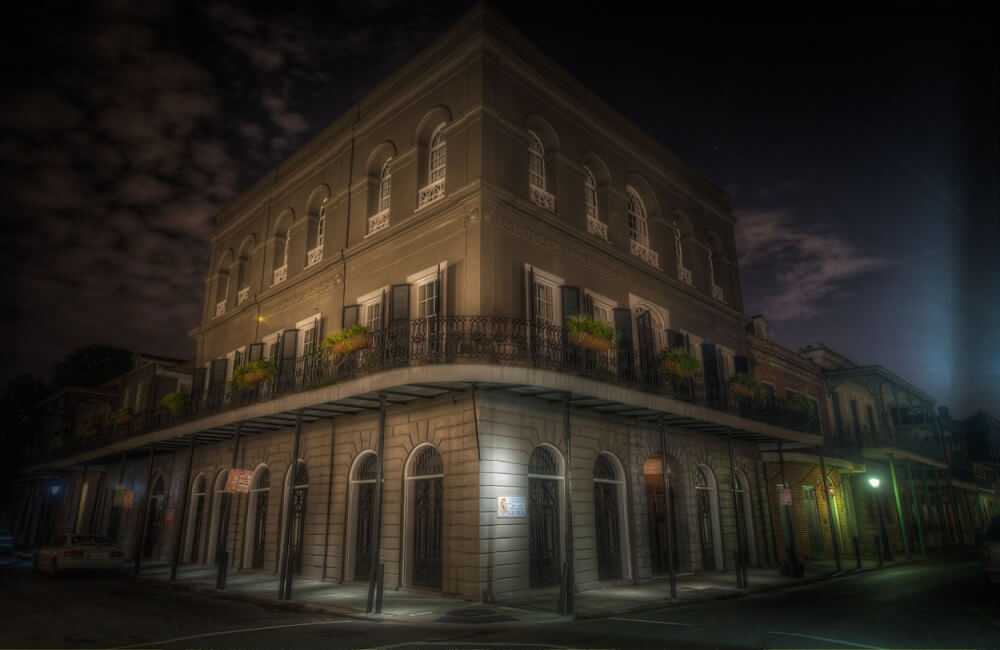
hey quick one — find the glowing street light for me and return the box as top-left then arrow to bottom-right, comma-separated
868,477 -> 880,489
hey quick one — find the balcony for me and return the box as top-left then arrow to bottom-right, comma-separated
587,216 -> 608,240
214,301 -> 226,318
417,178 -> 445,208
307,245 -> 324,267
37,318 -> 822,465
237,287 -> 250,305
630,239 -> 659,268
367,209 -> 389,235
529,184 -> 555,212
273,265 -> 287,286
711,283 -> 724,302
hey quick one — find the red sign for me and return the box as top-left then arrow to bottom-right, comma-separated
225,469 -> 253,494
122,490 -> 135,509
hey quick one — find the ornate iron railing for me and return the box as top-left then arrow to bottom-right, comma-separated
417,178 -> 445,208
35,317 -> 821,461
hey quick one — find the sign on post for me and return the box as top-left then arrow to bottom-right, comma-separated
225,469 -> 254,494
497,496 -> 526,518
780,488 -> 793,506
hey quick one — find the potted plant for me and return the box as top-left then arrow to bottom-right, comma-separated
789,392 -> 817,419
729,372 -> 766,399
158,391 -> 189,417
659,348 -> 700,378
111,408 -> 133,426
231,359 -> 277,388
320,324 -> 374,357
566,314 -> 616,353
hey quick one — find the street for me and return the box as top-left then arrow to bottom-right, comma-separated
1,555 -> 998,649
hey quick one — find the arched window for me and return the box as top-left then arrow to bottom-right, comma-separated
674,222 -> 692,285
404,445 -> 444,589
186,474 -> 207,564
307,201 -> 326,267
584,167 -> 607,240
528,445 -> 562,587
528,131 -> 545,190
627,188 -> 657,267
279,460 -> 309,575
706,236 -> 725,301
247,466 -> 270,569
694,465 -> 722,571
369,160 -> 391,234
418,126 -> 447,207
349,452 -> 379,580
593,453 -> 629,580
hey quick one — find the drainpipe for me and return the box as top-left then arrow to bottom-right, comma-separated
558,393 -> 576,616
366,394 -> 387,613
280,414 -> 303,601
818,452 -> 841,572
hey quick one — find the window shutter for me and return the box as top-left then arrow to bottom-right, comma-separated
390,284 -> 410,323
583,293 -> 594,316
667,329 -> 686,350
209,358 -> 228,388
613,308 -> 633,351
701,343 -> 720,402
734,355 -> 749,375
527,266 -> 536,323
560,286 -> 580,326
380,289 -> 388,330
435,264 -> 443,316
248,343 -> 263,363
281,329 -> 298,360
342,305 -> 359,329
636,310 -> 655,383
191,367 -> 206,403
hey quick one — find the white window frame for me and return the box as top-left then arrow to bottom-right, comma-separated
628,293 -> 669,352
407,262 -> 448,319
584,289 -> 616,325
378,160 -> 392,214
295,313 -> 322,357
626,187 -> 649,247
527,131 -> 545,191
262,332 -> 281,362
717,345 -> 736,382
429,125 -> 446,184
225,346 -> 246,383
527,265 -> 563,326
357,286 -> 389,331
680,330 -> 704,363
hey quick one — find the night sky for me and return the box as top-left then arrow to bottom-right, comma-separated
2,2 -> 996,416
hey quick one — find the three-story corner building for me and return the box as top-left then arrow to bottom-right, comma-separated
16,4 -> 824,604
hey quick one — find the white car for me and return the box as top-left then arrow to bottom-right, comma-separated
34,535 -> 126,576
985,514 -> 1000,586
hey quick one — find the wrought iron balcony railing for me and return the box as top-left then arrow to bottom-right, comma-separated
33,317 -> 821,461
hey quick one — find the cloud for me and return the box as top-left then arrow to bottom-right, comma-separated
736,210 -> 890,321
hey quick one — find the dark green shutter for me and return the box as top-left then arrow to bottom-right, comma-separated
701,343 -> 720,403
191,367 -> 206,403
667,329 -> 686,350
342,305 -> 359,329
613,307 -> 633,379
209,359 -> 227,388
560,286 -> 580,326
390,284 -> 410,323
281,329 -> 298,360
636,310 -> 655,383
527,266 -> 536,322
248,343 -> 263,363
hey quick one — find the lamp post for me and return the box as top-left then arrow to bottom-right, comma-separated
869,477 -> 892,561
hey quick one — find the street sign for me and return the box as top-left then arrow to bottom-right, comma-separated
225,469 -> 253,494
497,496 -> 526,518
122,490 -> 135,509
780,488 -> 792,506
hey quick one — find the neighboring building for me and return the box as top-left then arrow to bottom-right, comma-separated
963,410 -> 1000,525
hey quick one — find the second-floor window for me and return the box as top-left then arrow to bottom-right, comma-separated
296,315 -> 321,356
584,167 -> 607,240
627,188 -> 648,246
363,297 -> 382,331
369,160 -> 392,235
417,277 -> 439,318
528,131 -> 545,190
535,281 -> 556,325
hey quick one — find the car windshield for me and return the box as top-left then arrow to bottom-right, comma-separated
987,515 -> 1000,542
72,535 -> 114,546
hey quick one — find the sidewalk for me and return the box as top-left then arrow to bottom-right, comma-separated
127,553 -> 929,625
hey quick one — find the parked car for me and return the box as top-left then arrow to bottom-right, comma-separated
0,529 -> 13,554
34,535 -> 126,576
985,514 -> 1000,586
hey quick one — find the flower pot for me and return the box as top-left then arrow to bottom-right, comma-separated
663,360 -> 696,379
788,401 -> 808,413
731,383 -> 755,398
569,330 -> 612,353
329,333 -> 374,356
242,369 -> 271,385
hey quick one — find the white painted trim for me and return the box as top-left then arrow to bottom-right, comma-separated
356,285 -> 389,306
406,261 -> 448,285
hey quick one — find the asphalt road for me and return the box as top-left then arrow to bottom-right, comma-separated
1,555 -> 998,649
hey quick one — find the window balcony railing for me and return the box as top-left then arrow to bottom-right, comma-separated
529,184 -> 556,212
630,239 -> 659,268
368,209 -> 389,235
37,317 -> 822,462
587,216 -> 608,240
711,283 -> 725,302
215,301 -> 226,318
678,265 -> 693,286
273,265 -> 287,286
237,287 -> 250,305
307,245 -> 324,267
417,178 -> 445,208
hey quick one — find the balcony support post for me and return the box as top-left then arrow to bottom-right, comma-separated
366,394 -> 387,613
558,392 -> 576,615
928,466 -> 950,547
887,455 -> 911,559
71,461 -> 89,535
818,452 -> 842,572
777,442 -> 803,577
280,414 -> 302,601
133,443 -> 156,575
727,428 -> 746,588
170,434 -> 196,581
217,423 -> 241,590
905,458 -> 926,555
658,414 -> 677,600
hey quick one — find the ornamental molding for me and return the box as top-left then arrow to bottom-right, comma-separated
263,270 -> 343,316
497,214 -> 626,284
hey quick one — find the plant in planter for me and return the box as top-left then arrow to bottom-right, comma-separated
320,325 -> 373,357
659,348 -> 701,378
158,391 -> 189,417
231,359 -> 277,388
789,392 -> 818,420
566,314 -> 617,353
729,373 -> 767,399
111,408 -> 133,426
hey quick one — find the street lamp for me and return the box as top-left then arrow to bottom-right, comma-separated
869,476 -> 892,562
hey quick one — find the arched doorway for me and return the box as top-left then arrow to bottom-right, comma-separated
185,474 -> 206,563
348,452 -> 378,581
280,461 -> 308,575
644,454 -> 680,575
593,453 -> 627,580
733,468 -> 757,566
143,476 -> 166,558
528,445 -> 562,587
695,465 -> 723,571
207,470 -> 229,565
246,466 -> 270,569
407,446 -> 443,589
